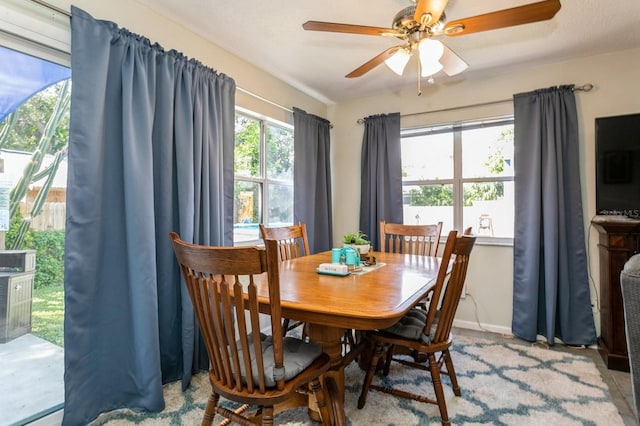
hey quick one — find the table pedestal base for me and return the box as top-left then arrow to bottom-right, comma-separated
307,324 -> 347,426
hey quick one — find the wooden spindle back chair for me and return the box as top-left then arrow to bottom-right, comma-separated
379,221 -> 444,313
259,222 -> 310,337
358,231 -> 476,426
379,220 -> 443,256
259,222 -> 310,261
170,232 -> 332,426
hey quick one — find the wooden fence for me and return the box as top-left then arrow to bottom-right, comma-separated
19,202 -> 66,230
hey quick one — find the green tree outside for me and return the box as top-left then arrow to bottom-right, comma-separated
234,115 -> 260,176
407,127 -> 513,207
0,83 -> 69,154
233,114 -> 293,225
408,185 -> 453,206
266,124 -> 293,180
234,115 -> 260,223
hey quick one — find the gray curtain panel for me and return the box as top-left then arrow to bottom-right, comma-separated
359,113 -> 403,251
512,85 -> 596,346
65,7 -> 235,425
293,107 -> 333,253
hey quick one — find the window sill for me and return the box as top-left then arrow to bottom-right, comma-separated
473,236 -> 513,247
234,240 -> 264,247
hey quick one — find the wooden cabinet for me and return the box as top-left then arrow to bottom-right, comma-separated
592,217 -> 640,371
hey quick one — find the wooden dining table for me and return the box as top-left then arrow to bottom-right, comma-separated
253,249 -> 446,425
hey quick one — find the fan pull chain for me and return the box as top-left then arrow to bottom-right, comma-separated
417,60 -> 422,96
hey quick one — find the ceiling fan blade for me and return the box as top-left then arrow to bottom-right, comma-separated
443,0 -> 561,37
414,0 -> 449,27
440,44 -> 468,76
302,21 -> 401,37
345,46 -> 401,78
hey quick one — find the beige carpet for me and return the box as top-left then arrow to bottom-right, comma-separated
94,333 -> 624,425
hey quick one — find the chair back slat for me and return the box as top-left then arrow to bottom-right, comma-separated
248,284 -> 266,392
424,230 -> 458,332
169,232 -> 281,397
264,239 -> 286,390
204,276 -> 231,383
234,279 -> 255,392
430,235 -> 476,344
260,222 -> 310,260
379,221 -> 443,256
211,279 -> 231,387
219,279 -> 243,391
280,239 -> 299,259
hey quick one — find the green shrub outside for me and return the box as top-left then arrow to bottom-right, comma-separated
6,212 -> 65,289
30,229 -> 65,289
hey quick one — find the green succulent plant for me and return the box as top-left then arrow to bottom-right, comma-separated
343,230 -> 369,245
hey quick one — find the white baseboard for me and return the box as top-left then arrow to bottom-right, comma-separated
453,320 -> 597,348
453,319 -> 513,336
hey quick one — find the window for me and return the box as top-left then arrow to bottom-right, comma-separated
401,117 -> 514,242
234,110 -> 294,245
0,45 -> 69,425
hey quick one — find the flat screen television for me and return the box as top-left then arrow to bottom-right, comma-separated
595,112 -> 640,218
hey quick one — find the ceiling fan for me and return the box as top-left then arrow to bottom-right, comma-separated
302,0 -> 561,90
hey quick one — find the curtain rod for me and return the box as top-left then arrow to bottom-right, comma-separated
237,87 -> 293,114
356,83 -> 594,124
29,0 -> 71,17
237,87 -> 334,128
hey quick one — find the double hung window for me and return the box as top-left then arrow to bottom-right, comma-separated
234,110 -> 294,245
401,117 -> 514,242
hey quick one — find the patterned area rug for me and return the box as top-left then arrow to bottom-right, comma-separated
94,334 -> 624,425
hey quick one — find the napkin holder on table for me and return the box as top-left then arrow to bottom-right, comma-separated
317,263 -> 349,275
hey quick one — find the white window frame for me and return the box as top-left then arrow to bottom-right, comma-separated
0,0 -> 70,66
234,107 -> 294,246
401,115 -> 514,246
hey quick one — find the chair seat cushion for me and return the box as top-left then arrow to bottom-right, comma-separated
238,334 -> 323,387
384,308 -> 430,341
383,308 -> 440,343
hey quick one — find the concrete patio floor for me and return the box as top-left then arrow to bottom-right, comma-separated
0,333 -> 64,426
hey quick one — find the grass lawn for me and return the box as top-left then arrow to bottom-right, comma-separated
32,284 -> 64,347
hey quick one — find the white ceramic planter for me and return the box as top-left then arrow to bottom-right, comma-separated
344,243 -> 370,254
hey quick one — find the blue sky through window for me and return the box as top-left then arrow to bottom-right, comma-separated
0,45 -> 70,122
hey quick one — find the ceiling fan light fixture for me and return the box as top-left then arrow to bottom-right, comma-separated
384,48 -> 411,76
418,39 -> 444,77
420,60 -> 443,77
418,38 -> 444,63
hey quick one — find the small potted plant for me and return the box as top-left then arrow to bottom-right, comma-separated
343,231 -> 371,254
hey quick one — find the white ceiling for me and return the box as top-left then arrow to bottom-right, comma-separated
137,0 -> 640,104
